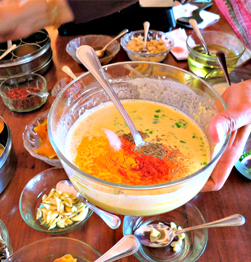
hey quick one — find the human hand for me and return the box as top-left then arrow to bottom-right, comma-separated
0,0 -> 74,41
201,79 -> 251,192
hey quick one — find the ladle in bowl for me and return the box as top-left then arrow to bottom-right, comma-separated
76,45 -> 166,159
134,214 -> 245,248
56,180 -> 121,230
216,51 -> 232,86
141,21 -> 150,54
94,235 -> 140,262
189,19 -> 211,55
95,28 -> 128,58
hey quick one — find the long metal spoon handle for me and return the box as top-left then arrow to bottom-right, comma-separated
94,235 -> 140,262
76,45 -> 144,147
85,201 -> 121,230
189,19 -> 210,55
103,28 -> 128,51
143,21 -> 150,50
216,51 -> 232,86
62,65 -> 77,80
176,214 -> 245,235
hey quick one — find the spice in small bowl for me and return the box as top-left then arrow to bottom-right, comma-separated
0,73 -> 48,112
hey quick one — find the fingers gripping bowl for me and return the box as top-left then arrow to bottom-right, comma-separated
48,62 -> 230,216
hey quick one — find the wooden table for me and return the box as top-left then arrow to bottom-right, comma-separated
1,3 -> 251,262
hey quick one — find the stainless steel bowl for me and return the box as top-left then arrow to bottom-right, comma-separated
0,30 -> 52,81
0,117 -> 16,194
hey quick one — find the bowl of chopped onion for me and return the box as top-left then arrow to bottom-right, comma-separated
19,167 -> 93,234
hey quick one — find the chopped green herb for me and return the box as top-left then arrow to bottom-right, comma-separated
155,109 -> 161,113
175,123 -> 182,128
154,115 -> 159,119
200,162 -> 208,165
180,140 -> 186,143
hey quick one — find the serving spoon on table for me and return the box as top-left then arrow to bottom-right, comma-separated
56,180 -> 121,230
62,65 -> 77,80
76,45 -> 166,159
94,235 -> 140,262
141,21 -> 150,54
189,19 -> 211,55
134,214 -> 245,248
95,28 -> 128,58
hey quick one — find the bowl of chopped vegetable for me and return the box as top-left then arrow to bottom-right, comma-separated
120,30 -> 174,62
123,202 -> 208,262
4,237 -> 101,262
235,133 -> 251,180
22,110 -> 62,167
48,61 -> 230,216
19,167 -> 93,234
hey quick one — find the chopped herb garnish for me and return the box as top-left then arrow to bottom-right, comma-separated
175,123 -> 182,128
154,115 -> 159,118
200,162 -> 208,165
180,140 -> 186,143
155,109 -> 161,113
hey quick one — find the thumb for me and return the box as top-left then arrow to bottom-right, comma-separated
209,105 -> 251,143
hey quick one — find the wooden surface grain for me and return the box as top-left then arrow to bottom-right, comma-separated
0,2 -> 251,262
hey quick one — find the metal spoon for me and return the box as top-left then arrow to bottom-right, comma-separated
0,44 -> 16,60
134,214 -> 245,248
76,45 -> 166,158
216,51 -> 232,86
141,21 -> 150,54
95,29 -> 128,58
56,180 -> 121,230
94,235 -> 140,262
26,90 -> 49,98
189,19 -> 211,55
62,65 -> 77,80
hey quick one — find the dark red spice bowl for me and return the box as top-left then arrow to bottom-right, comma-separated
0,73 -> 48,113
48,61 -> 230,216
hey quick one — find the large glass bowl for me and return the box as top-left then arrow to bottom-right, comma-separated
48,62 -> 230,216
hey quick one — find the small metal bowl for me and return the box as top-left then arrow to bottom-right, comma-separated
0,117 -> 16,194
12,43 -> 41,58
21,30 -> 48,47
0,29 -> 52,81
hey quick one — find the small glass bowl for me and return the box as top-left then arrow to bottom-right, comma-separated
205,68 -> 251,95
23,110 -> 62,167
66,35 -> 120,65
0,73 -> 48,113
235,133 -> 251,180
19,167 -> 93,234
123,202 -> 208,262
4,237 -> 101,262
120,30 -> 174,62
186,31 -> 246,78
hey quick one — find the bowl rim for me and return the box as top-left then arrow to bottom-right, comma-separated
120,30 -> 174,57
4,236 -> 102,261
48,61 -> 231,190
186,30 -> 246,61
19,167 -> 93,234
